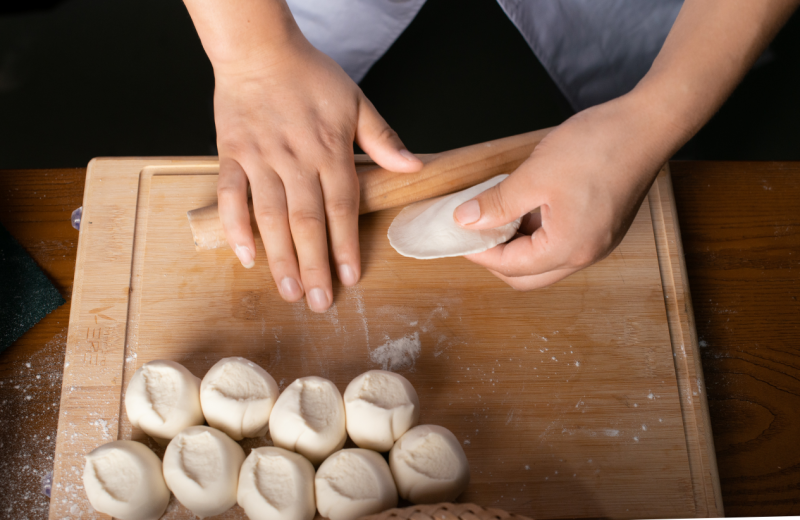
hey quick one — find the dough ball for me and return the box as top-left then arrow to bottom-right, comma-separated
163,425 -> 246,518
389,425 -> 470,503
83,440 -> 169,520
237,447 -> 316,520
344,370 -> 420,451
388,175 -> 521,259
315,449 -> 398,520
268,376 -> 346,465
124,360 -> 204,442
200,357 -> 279,440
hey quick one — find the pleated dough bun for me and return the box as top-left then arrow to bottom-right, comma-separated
237,447 -> 316,520
163,425 -> 246,518
83,440 -> 170,520
200,357 -> 279,440
268,376 -> 346,465
124,360 -> 204,442
315,449 -> 398,520
389,425 -> 470,504
344,370 -> 420,451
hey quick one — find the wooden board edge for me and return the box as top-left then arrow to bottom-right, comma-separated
50,158 -> 135,519
49,158 -> 219,519
648,164 -> 724,517
119,162 -> 221,441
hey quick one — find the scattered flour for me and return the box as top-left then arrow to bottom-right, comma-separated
349,286 -> 370,347
1,327 -> 67,518
92,418 -> 111,439
369,332 -> 421,371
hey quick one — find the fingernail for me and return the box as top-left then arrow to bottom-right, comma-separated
280,277 -> 303,300
399,149 -> 418,162
234,244 -> 255,268
454,200 -> 481,225
308,288 -> 329,312
338,264 -> 357,286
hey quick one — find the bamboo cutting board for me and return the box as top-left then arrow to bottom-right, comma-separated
51,158 -> 722,519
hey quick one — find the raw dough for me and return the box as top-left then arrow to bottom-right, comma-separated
389,425 -> 470,504
124,360 -> 204,442
200,357 -> 279,440
162,425 -> 246,518
388,175 -> 521,259
83,440 -> 170,520
268,376 -> 346,465
237,447 -> 316,520
343,370 -> 420,451
315,449 -> 398,520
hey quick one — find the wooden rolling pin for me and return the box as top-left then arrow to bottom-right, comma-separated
187,127 -> 552,251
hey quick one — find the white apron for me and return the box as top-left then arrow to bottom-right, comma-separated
286,0 -> 683,111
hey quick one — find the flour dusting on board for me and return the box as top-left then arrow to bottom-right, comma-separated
347,285 -> 370,347
370,332 -> 421,371
1,328 -> 68,518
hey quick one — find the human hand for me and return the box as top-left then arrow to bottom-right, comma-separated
213,39 -> 423,312
452,93 -> 679,290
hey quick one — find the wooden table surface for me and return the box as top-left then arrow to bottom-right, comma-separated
0,162 -> 797,518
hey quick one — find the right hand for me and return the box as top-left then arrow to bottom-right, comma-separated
213,38 -> 423,313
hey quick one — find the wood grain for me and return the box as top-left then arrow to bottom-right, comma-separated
1,162 -> 798,518
671,161 -> 800,517
47,158 -> 717,519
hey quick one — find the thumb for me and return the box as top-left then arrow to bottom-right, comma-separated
355,94 -> 423,173
453,172 -> 541,230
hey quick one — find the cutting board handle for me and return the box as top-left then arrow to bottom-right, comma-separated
187,127 -> 553,251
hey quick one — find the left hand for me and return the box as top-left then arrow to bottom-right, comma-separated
453,92 -> 679,290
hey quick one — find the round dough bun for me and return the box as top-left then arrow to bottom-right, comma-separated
237,447 -> 316,520
163,425 -> 246,518
343,370 -> 420,452
388,175 -> 521,259
124,360 -> 204,442
83,440 -> 170,520
315,449 -> 398,520
268,376 -> 346,465
200,357 -> 279,440
389,425 -> 470,504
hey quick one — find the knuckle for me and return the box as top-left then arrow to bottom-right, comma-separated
375,125 -> 399,144
299,264 -> 331,284
254,207 -> 287,229
278,140 -> 299,161
482,187 -> 508,218
325,198 -> 358,220
217,179 -> 244,198
217,138 -> 237,154
316,124 -> 347,153
569,239 -> 608,268
300,263 -> 328,276
218,138 -> 248,159
267,256 -> 297,275
290,209 -> 326,230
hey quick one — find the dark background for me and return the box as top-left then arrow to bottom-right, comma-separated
0,0 -> 798,170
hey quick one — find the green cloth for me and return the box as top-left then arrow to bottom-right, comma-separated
0,223 -> 65,352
